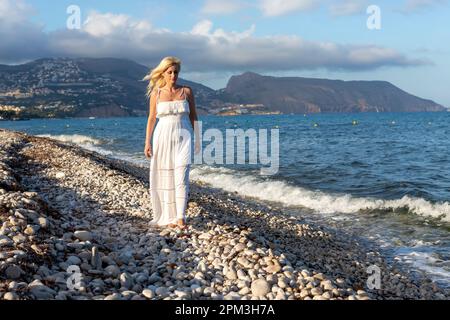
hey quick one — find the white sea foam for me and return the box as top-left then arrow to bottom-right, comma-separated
37,134 -> 105,146
36,138 -> 449,286
39,134 -> 450,222
190,165 -> 450,222
38,134 -> 149,165
394,249 -> 450,286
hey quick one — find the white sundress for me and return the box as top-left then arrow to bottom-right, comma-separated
149,87 -> 193,227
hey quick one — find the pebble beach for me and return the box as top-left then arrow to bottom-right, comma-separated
0,128 -> 448,300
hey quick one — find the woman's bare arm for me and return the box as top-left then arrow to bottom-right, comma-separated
186,87 -> 201,146
145,91 -> 158,150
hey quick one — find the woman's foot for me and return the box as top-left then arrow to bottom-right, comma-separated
167,219 -> 186,229
176,218 -> 187,229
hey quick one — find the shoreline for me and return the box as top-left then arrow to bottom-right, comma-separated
1,109 -> 450,122
0,128 -> 447,300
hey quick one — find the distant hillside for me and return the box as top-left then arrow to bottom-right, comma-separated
219,72 -> 445,113
0,58 -> 216,118
0,58 -> 446,119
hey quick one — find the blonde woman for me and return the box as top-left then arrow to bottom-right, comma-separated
143,56 -> 200,229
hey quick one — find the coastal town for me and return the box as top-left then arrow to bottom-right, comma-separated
0,58 -> 136,119
211,104 -> 282,116
0,58 -> 280,120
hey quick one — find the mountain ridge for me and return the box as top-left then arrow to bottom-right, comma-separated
222,72 -> 445,113
0,58 -> 446,119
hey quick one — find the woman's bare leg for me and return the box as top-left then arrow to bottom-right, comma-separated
174,165 -> 189,228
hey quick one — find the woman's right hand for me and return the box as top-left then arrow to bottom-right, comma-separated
144,144 -> 153,158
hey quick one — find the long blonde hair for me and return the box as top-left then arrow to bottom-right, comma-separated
143,56 -> 181,98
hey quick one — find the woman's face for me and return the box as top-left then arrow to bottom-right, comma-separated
163,65 -> 179,86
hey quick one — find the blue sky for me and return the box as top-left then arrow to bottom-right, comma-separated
1,0 -> 449,106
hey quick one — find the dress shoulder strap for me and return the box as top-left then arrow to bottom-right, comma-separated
182,86 -> 187,100
156,87 -> 161,103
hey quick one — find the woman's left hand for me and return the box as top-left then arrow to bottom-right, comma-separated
194,140 -> 201,154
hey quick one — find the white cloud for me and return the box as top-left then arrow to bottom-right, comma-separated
191,19 -> 214,36
204,36 -> 426,71
84,12 -> 137,37
0,0 -> 34,22
0,0 -> 49,63
0,3 -> 427,73
83,11 -> 170,39
348,47 -> 403,64
201,0 -> 244,14
329,0 -> 368,16
259,0 -> 319,16
402,0 -> 448,13
199,0 -> 448,17
191,19 -> 256,44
